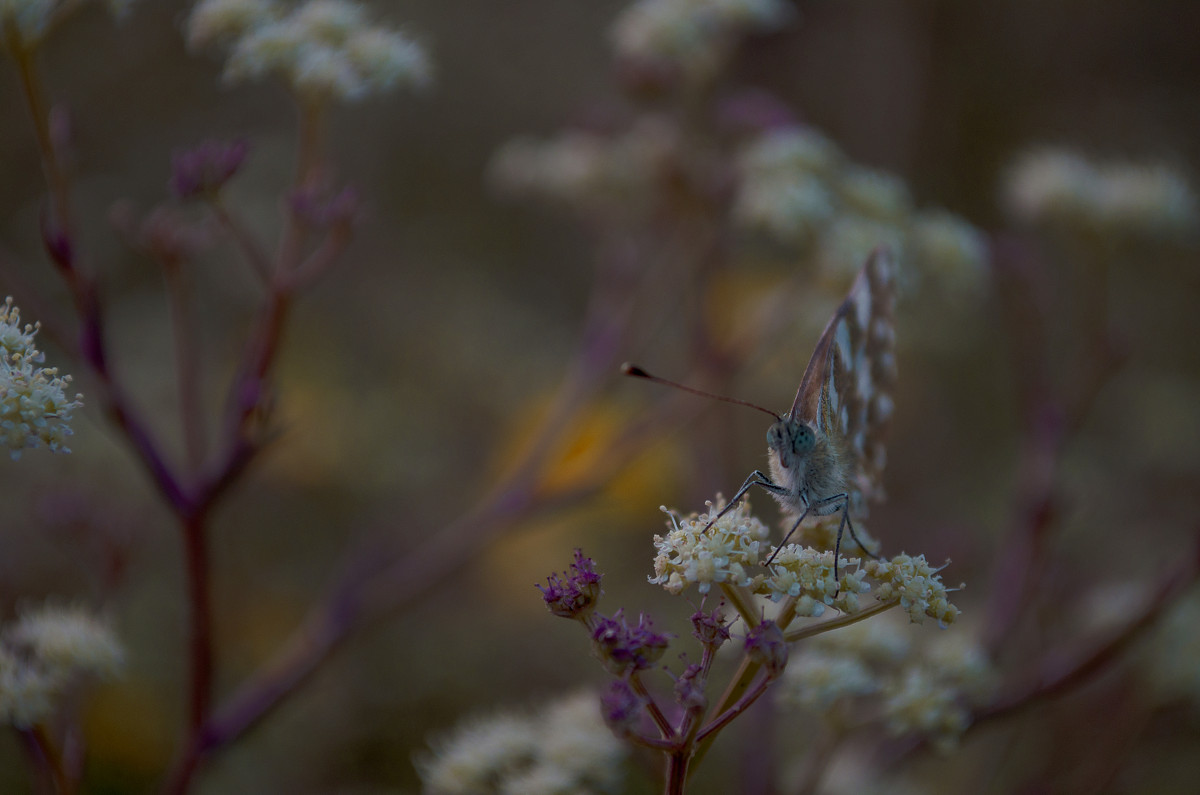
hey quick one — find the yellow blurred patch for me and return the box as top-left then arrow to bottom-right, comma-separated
258,378 -> 351,486
218,592 -> 306,676
703,266 -> 788,342
491,393 -> 679,511
83,681 -> 175,773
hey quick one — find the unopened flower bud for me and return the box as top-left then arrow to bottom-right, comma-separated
537,549 -> 603,620
600,679 -> 642,738
744,620 -> 788,677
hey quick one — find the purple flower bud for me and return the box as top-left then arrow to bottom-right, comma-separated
591,610 -> 670,674
690,608 -> 730,650
673,663 -> 707,712
600,679 -> 642,738
743,620 -> 788,677
171,139 -> 249,200
537,549 -> 603,620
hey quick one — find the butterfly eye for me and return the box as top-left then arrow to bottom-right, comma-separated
793,424 -> 815,454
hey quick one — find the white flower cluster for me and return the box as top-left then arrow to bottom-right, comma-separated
864,553 -> 960,628
1003,148 -> 1199,237
649,499 -> 771,596
0,604 -> 124,728
733,127 -> 989,293
0,0 -> 134,46
488,117 -> 680,218
0,297 -> 82,458
779,615 -> 992,751
611,0 -> 792,79
761,545 -> 869,616
417,691 -> 627,795
650,502 -> 956,626
186,0 -> 431,102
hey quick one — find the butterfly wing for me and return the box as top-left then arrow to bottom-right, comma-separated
788,247 -> 897,505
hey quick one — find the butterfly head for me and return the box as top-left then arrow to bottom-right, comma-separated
767,416 -> 815,469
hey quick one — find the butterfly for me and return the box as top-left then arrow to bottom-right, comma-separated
625,247 -> 897,566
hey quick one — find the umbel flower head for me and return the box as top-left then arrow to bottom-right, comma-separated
731,126 -> 989,295
778,614 -> 993,751
0,297 -> 83,458
187,0 -> 432,102
650,499 -> 961,627
649,500 -> 871,616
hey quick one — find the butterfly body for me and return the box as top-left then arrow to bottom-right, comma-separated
622,248 -> 896,566
720,248 -> 897,562
765,416 -> 851,518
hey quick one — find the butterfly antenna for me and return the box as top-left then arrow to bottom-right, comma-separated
622,363 -> 781,420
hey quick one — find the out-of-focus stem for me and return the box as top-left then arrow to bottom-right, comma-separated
208,200 -> 273,283
182,511 -> 214,735
162,257 -> 206,472
694,669 -> 772,744
25,725 -> 70,795
977,533 -> 1200,723
9,42 -> 73,246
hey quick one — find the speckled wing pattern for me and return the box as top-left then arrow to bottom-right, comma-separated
789,248 -> 897,509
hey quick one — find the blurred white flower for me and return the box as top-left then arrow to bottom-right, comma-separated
189,0 -> 431,101
1004,148 -> 1199,236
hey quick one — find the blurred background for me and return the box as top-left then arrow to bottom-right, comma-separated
1,1 -> 1199,792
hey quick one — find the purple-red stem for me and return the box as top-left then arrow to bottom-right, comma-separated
181,512 -> 214,735
665,749 -> 690,795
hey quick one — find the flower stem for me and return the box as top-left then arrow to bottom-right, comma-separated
665,749 -> 690,795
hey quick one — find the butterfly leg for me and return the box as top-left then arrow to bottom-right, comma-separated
764,503 -> 813,566
807,492 -> 858,594
702,470 -> 787,531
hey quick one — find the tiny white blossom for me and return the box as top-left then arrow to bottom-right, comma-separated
223,18 -> 305,82
346,28 -> 431,92
0,604 -> 123,728
290,41 -> 364,100
780,650 -> 880,710
649,500 -> 770,595
291,0 -> 364,43
865,554 -> 959,628
838,167 -> 913,223
759,545 -> 869,615
489,119 -> 677,217
0,297 -> 83,458
193,0 -> 431,102
417,692 -> 626,795
909,209 -> 990,296
7,605 -> 124,678
881,667 -> 970,752
612,0 -> 791,78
